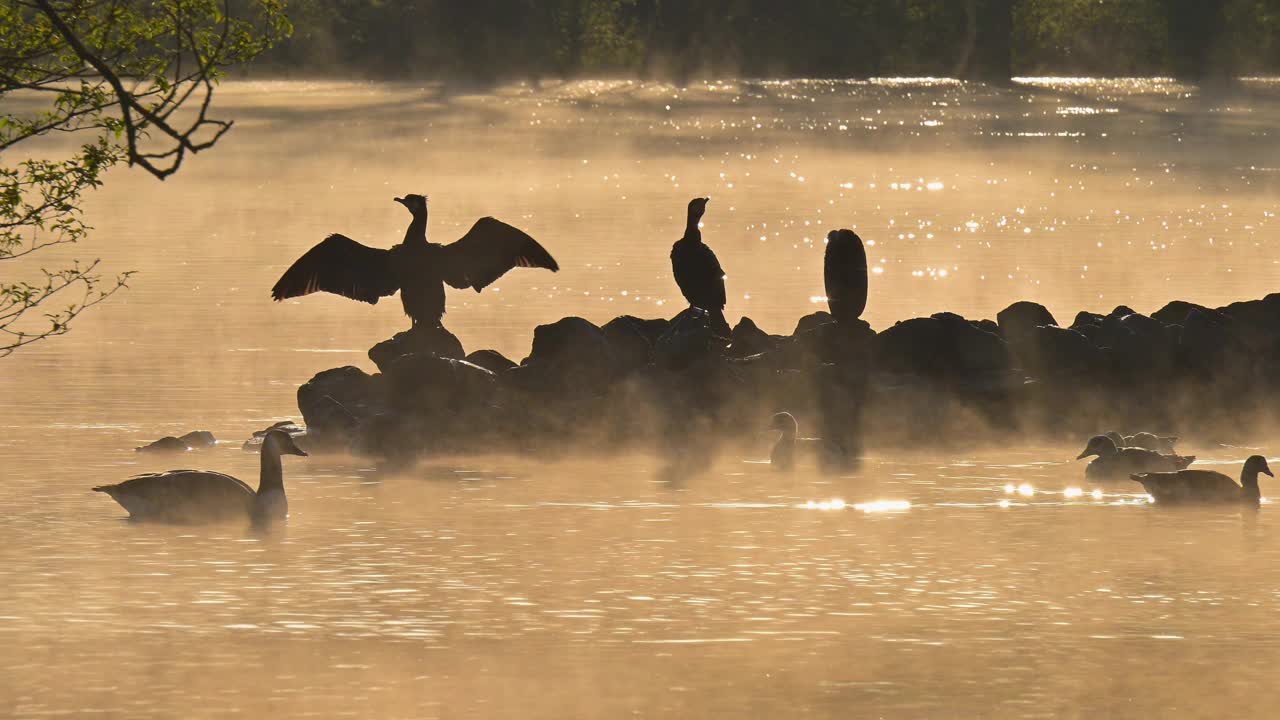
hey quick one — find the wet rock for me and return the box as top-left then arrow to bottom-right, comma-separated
135,436 -> 190,453
465,349 -> 517,374
727,317 -> 778,358
1152,300 -> 1217,327
520,316 -> 618,393
790,316 -> 875,367
136,430 -> 217,453
242,421 -> 306,452
655,308 -> 728,370
369,324 -> 464,372
298,366 -> 384,446
794,311 -> 836,336
1013,325 -> 1107,379
601,316 -> 656,373
876,314 -> 1009,379
179,431 -> 217,449
996,301 -> 1057,344
384,353 -> 497,415
1108,305 -> 1138,319
1071,311 -> 1105,330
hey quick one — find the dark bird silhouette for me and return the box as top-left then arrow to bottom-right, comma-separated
94,430 -> 307,525
1132,455 -> 1273,505
271,195 -> 559,327
824,229 -> 868,324
670,197 -> 729,334
1076,434 -> 1195,482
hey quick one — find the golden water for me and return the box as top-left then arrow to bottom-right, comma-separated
3,78 -> 1280,718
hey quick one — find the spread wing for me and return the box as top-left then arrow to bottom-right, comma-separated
439,217 -> 559,292
271,234 -> 400,304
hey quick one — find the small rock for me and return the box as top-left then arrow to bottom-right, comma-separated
465,349 -> 517,374
369,324 -> 464,372
996,301 -> 1057,344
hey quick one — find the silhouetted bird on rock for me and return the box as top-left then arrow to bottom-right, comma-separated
824,229 -> 868,324
670,197 -> 729,336
272,194 -> 559,328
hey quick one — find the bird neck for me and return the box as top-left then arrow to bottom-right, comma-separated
1240,469 -> 1263,499
259,450 -> 284,494
684,210 -> 703,242
403,211 -> 428,245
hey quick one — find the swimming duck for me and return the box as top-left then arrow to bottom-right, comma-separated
94,430 -> 306,525
272,194 -> 559,328
768,412 -> 798,470
1105,430 -> 1178,453
1132,455 -> 1273,505
1076,434 -> 1195,482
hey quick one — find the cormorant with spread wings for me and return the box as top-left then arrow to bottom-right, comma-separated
271,195 -> 559,327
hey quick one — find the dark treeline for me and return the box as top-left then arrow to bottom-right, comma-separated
260,0 -> 1280,83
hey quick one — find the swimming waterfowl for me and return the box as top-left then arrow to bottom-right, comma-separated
670,197 -> 729,335
824,229 -> 868,324
769,412 -> 798,470
272,194 -> 559,328
1105,430 -> 1178,453
1076,434 -> 1195,482
94,430 -> 307,525
1132,455 -> 1272,505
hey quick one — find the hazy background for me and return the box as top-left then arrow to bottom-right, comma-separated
5,1 -> 1280,716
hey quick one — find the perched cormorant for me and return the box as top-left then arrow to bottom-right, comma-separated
670,197 -> 729,334
824,229 -> 868,324
271,195 -> 559,327
1076,434 -> 1195,482
94,430 -> 307,525
1132,455 -> 1272,505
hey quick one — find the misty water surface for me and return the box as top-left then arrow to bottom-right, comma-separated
2,78 -> 1280,718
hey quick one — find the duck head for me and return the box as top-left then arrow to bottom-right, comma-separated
262,429 -> 308,458
394,194 -> 429,217
1244,455 -> 1274,477
1077,434 -> 1118,460
768,411 -> 799,435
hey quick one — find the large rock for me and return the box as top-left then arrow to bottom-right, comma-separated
789,315 -> 875,367
794,310 -> 836,336
727,316 -> 778,358
520,316 -> 618,393
601,315 -> 657,373
996,301 -> 1057,344
1014,325 -> 1107,379
875,313 -> 1009,379
369,324 -> 464,371
654,308 -> 724,370
384,353 -> 497,415
465,349 -> 517,374
1152,300 -> 1217,327
297,366 -> 384,446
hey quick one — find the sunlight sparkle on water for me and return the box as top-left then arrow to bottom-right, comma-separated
1064,487 -> 1084,498
853,500 -> 912,513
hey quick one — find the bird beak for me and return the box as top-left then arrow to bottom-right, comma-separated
1265,465 -> 1274,477
394,197 -> 407,205
1076,450 -> 1091,460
